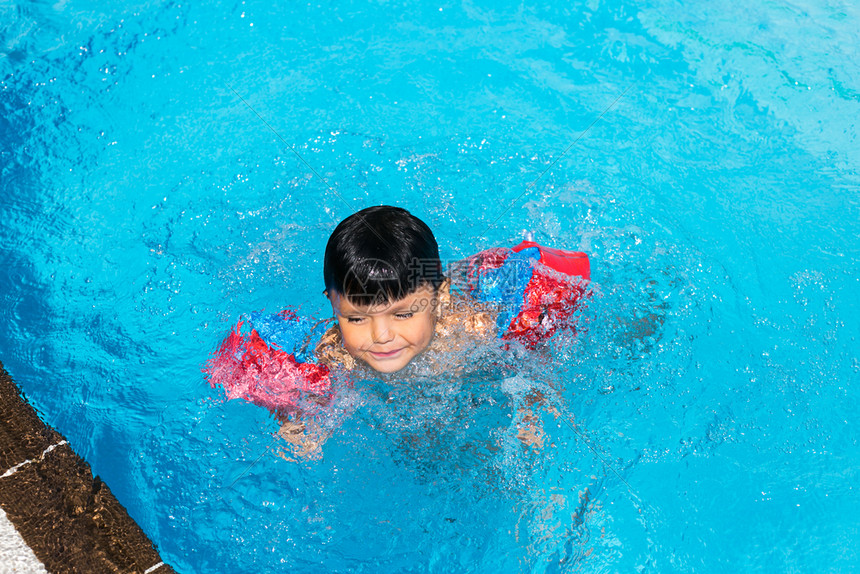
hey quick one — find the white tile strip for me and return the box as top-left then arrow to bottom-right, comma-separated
145,561 -> 165,573
0,506 -> 49,574
0,441 -> 68,479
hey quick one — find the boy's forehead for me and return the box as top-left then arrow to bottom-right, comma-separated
330,285 -> 434,314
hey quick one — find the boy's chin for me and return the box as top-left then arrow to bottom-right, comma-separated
366,360 -> 409,374
362,353 -> 415,374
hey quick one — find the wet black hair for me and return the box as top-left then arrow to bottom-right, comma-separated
323,205 -> 444,306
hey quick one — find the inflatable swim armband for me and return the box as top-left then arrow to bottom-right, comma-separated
205,310 -> 334,414
457,241 -> 590,347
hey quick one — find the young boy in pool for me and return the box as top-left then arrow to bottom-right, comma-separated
312,205 -> 496,375
209,204 -> 592,455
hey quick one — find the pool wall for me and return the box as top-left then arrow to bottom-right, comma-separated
0,360 -> 175,573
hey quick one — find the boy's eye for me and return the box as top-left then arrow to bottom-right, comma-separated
346,316 -> 366,324
395,312 -> 414,319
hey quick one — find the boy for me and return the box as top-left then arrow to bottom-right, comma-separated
208,205 -> 590,455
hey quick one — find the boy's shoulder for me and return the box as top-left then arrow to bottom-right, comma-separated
314,323 -> 357,370
436,279 -> 498,339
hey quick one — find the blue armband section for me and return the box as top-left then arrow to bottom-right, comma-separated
469,246 -> 539,336
245,311 -> 330,364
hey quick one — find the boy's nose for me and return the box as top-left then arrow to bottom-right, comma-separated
370,318 -> 395,344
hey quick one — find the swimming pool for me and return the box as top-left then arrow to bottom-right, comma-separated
2,0 -> 858,571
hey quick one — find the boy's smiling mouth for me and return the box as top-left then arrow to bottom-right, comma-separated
367,348 -> 403,359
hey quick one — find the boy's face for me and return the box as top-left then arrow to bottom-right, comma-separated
328,285 -> 437,373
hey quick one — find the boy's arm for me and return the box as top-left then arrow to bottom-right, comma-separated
501,373 -> 562,451
611,278 -> 666,350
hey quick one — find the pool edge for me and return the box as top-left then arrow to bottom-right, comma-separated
0,359 -> 176,573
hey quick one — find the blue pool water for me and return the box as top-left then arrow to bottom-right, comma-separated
2,0 -> 859,571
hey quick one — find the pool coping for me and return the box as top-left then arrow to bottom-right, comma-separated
0,359 -> 176,573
